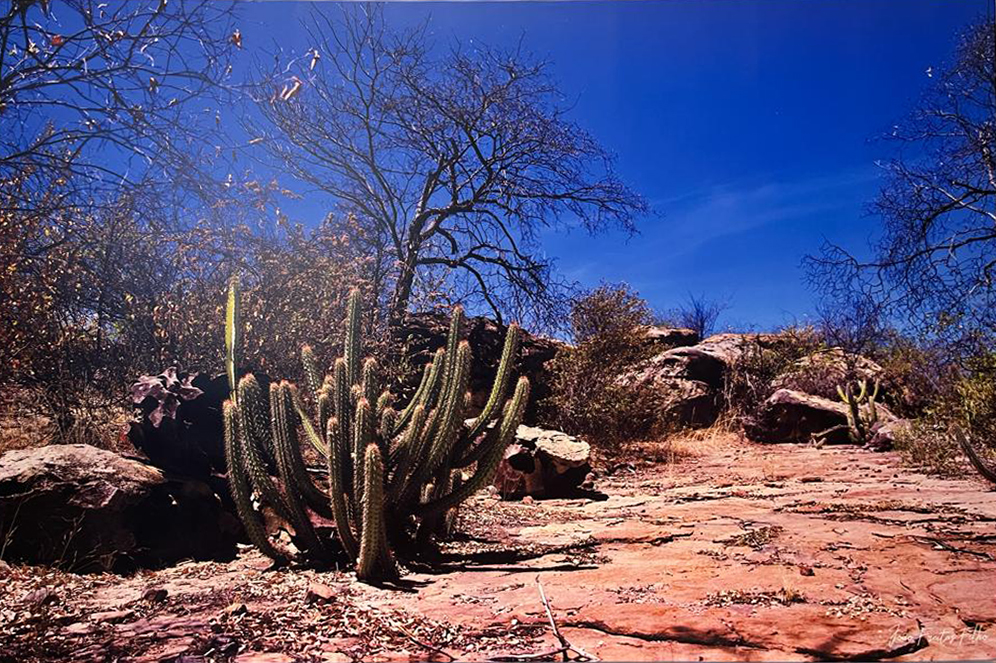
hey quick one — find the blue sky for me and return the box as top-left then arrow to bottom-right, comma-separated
239,0 -> 989,331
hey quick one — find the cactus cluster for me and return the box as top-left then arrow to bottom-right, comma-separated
836,379 -> 879,444
814,379 -> 880,446
222,280 -> 529,582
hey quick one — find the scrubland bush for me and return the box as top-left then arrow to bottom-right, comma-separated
0,211 -> 375,449
547,284 -> 662,448
721,326 -> 823,426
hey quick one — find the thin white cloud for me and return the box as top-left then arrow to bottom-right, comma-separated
647,165 -> 879,259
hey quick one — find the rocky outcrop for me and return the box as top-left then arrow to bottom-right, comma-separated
396,313 -> 563,425
744,388 -> 898,445
0,444 -> 241,572
494,425 -> 592,498
640,325 -> 699,349
621,333 -> 788,428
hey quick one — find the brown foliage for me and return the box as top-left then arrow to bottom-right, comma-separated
546,284 -> 661,448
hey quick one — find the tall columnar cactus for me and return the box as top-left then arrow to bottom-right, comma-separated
222,284 -> 529,582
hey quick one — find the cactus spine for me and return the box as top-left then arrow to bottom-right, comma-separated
222,283 -> 528,583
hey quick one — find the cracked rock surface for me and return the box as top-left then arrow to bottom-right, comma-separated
2,435 -> 995,662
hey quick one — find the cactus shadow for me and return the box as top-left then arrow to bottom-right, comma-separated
415,537 -> 602,576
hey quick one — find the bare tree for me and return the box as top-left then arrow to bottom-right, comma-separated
806,19 -> 996,354
0,0 -> 240,430
245,4 -> 648,330
673,292 -> 728,339
1,0 -> 238,222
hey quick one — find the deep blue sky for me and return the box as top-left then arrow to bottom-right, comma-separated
238,0 -> 990,331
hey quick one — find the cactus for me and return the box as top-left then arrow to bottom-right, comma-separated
222,283 -> 529,583
814,379 -> 881,446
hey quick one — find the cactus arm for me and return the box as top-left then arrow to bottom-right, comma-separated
425,341 -> 472,471
327,416 -> 359,560
466,324 -> 520,442
454,417 -> 503,468
236,375 -> 293,523
271,382 -> 326,557
387,404 -> 428,500
392,362 -> 432,434
280,384 -> 333,518
418,377 -> 529,517
393,348 -> 445,438
332,358 -> 353,494
224,400 -> 285,562
291,387 -> 331,458
344,289 -> 362,387
225,277 -> 240,397
402,342 -> 471,502
301,345 -> 324,403
356,443 -> 396,581
352,398 -> 373,526
362,358 -> 380,409
317,388 -> 332,445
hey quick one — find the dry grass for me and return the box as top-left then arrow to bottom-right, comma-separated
0,389 -> 132,456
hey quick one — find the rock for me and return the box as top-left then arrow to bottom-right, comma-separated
24,587 -> 59,608
867,418 -> 911,452
744,389 -> 897,445
92,609 -> 135,624
771,348 -> 886,401
306,582 -> 336,604
640,325 -> 699,349
621,333 -> 785,428
494,425 -> 591,498
0,444 -> 241,572
395,313 -> 563,425
127,372 -> 231,478
143,587 -> 169,604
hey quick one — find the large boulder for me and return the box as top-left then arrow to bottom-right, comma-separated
744,388 -> 898,445
621,333 -> 787,428
396,313 -> 563,425
0,444 -> 241,572
640,325 -> 699,350
494,425 -> 592,499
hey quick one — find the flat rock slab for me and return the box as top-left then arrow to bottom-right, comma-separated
1,438 -> 994,661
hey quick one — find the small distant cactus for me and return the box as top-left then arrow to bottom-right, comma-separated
222,282 -> 528,582
814,379 -> 880,446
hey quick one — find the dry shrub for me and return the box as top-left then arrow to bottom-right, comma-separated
145,219 -> 375,384
547,283 -> 662,450
893,418 -> 963,476
1,206 -> 377,447
892,350 -> 996,476
721,325 -> 823,427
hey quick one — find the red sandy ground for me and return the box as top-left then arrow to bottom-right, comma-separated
3,434 -> 995,662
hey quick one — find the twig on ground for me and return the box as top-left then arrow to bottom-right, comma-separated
394,621 -> 456,662
537,576 -> 569,662
486,576 -> 597,662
